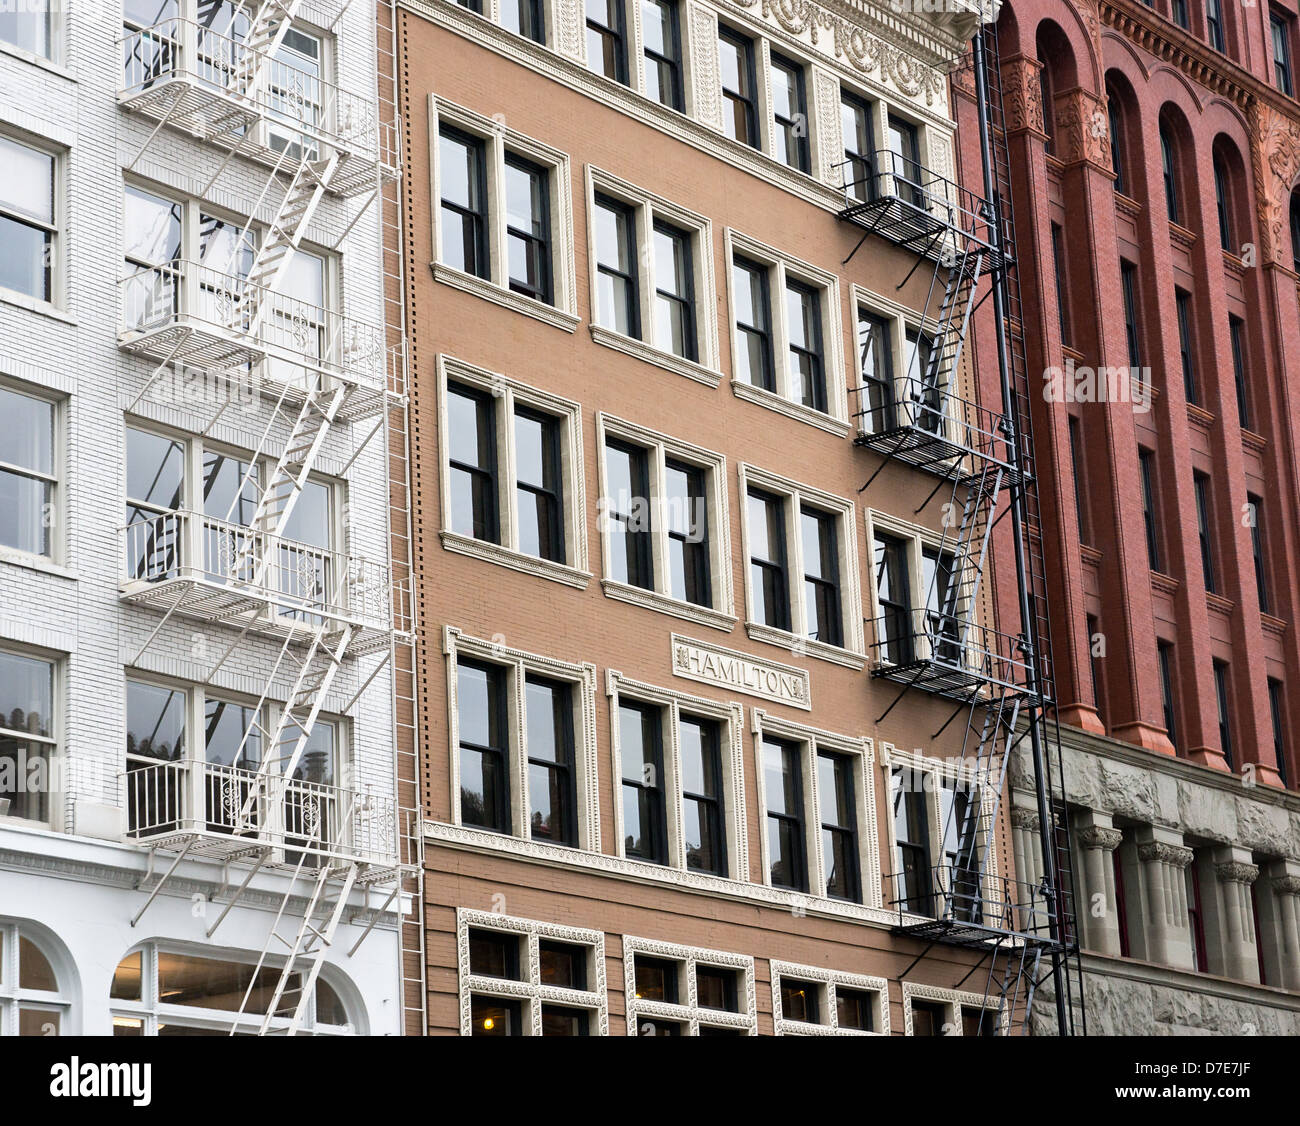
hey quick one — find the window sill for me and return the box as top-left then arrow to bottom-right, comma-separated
0,289 -> 74,326
731,379 -> 851,436
589,325 -> 722,387
440,530 -> 590,588
0,548 -> 75,581
431,262 -> 580,333
0,41 -> 73,80
602,578 -> 736,632
745,621 -> 866,670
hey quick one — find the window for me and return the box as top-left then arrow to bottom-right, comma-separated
1138,447 -> 1163,573
856,308 -> 896,433
719,28 -> 758,149
1172,0 -> 1189,27
841,90 -> 876,203
903,984 -> 999,1035
0,383 -> 57,559
0,650 -> 55,825
433,103 -> 573,322
1213,660 -> 1234,769
1273,12 -> 1294,95
1229,316 -> 1251,430
623,939 -> 755,1036
1175,289 -> 1197,404
447,630 -> 597,850
609,672 -> 744,877
818,751 -> 859,900
727,233 -> 843,423
886,114 -> 923,206
770,962 -> 888,1035
586,0 -> 628,84
459,910 -> 606,1036
1158,640 -> 1178,750
110,944 -> 351,1035
1068,416 -> 1090,544
1113,843 -> 1131,956
891,765 -> 934,914
763,737 -> 806,890
587,174 -> 714,373
1051,222 -> 1071,347
438,358 -> 585,582
741,466 -> 860,659
1206,0 -> 1225,50
0,923 -> 67,1035
1268,679 -> 1289,787
1186,861 -> 1209,972
641,0 -> 683,111
1160,123 -> 1180,224
1120,260 -> 1141,369
597,415 -> 732,625
1248,494 -> 1269,614
909,999 -> 948,1036
1213,153 -> 1234,251
502,0 -> 545,43
1087,613 -> 1108,725
1193,471 -> 1216,593
1107,91 -> 1126,194
770,53 -> 809,173
872,531 -> 912,665
0,135 -> 56,303
0,1 -> 50,58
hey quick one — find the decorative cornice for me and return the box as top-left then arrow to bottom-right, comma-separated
1077,825 -> 1123,851
1215,860 -> 1259,886
1138,840 -> 1194,869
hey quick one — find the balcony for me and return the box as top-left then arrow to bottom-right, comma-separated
885,863 -> 1063,948
121,509 -> 409,656
119,19 -> 400,196
118,259 -> 397,417
870,610 -> 1037,702
123,759 -> 404,877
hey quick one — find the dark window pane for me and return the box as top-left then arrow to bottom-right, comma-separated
781,979 -> 820,1024
696,966 -> 737,1012
471,995 -> 522,1035
541,1005 -> 589,1035
469,929 -> 520,979
539,941 -> 587,990
633,956 -> 677,1003
836,988 -> 874,1031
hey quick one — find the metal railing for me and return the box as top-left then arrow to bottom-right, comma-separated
119,259 -> 389,392
869,611 -> 1041,700
122,508 -> 406,635
123,759 -> 401,868
119,19 -> 399,177
884,863 -> 1062,942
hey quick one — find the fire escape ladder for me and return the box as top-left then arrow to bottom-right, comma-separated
229,0 -> 304,102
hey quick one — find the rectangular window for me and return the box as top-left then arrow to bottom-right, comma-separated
504,155 -> 552,304
886,115 -> 922,206
641,0 -> 683,111
604,438 -> 653,590
1138,447 -> 1162,573
1213,156 -> 1233,251
1213,660 -> 1234,770
1273,13 -> 1294,95
905,328 -> 942,435
785,280 -> 825,412
502,0 -> 545,43
125,679 -> 185,836
625,943 -> 756,1035
748,489 -> 790,632
891,766 -> 933,915
857,309 -> 896,433
586,0 -> 628,84
652,222 -> 696,361
801,507 -> 842,647
1157,640 -> 1178,750
1172,0 -> 1189,27
439,128 -> 490,280
1248,494 -> 1269,614
781,978 -> 820,1024
1229,315 -> 1251,430
593,194 -> 639,338
458,659 -> 511,834
0,135 -> 56,303
922,545 -> 959,664
841,91 -> 876,203
514,407 -> 565,564
1087,613 -> 1107,725
1068,415 -> 1090,544
619,702 -> 667,864
1206,0 -> 1225,50
1051,222 -> 1071,347
447,382 -> 500,544
770,53 -> 809,173
1193,471 -> 1216,593
1268,679 -> 1289,787
1176,289 -> 1197,403
1108,98 -> 1126,194
1120,260 -> 1141,369
525,676 -> 576,845
818,752 -> 859,902
664,459 -> 709,606
719,28 -> 758,149
0,649 -> 55,823
1113,844 -> 1131,957
873,532 -> 912,665
679,715 -> 725,874
1186,861 -> 1209,972
0,1 -> 50,58
733,256 -> 774,392
0,384 -> 55,558
763,737 -> 807,891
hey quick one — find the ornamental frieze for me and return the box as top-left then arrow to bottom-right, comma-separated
1055,88 -> 1112,172
1249,100 -> 1300,269
999,55 -> 1044,136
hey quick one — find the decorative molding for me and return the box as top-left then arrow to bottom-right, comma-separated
688,1 -> 724,130
901,979 -> 1004,1036
1249,99 -> 1300,269
589,325 -> 724,387
1000,55 -> 1044,137
769,959 -> 890,1036
744,620 -> 866,669
730,378 -> 854,436
431,263 -> 582,331
441,531 -> 593,588
1076,825 -> 1123,851
1214,860 -> 1259,886
1138,840 -> 1194,869
1271,875 -> 1300,896
621,934 -> 757,1036
1054,88 -> 1111,173
670,633 -> 811,707
602,579 -> 738,631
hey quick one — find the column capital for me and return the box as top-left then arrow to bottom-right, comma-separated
1271,875 -> 1300,896
1077,825 -> 1123,851
1215,860 -> 1259,886
1010,806 -> 1040,831
1138,840 -> 1193,869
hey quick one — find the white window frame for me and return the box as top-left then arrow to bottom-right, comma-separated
0,643 -> 60,831
751,708 -> 880,907
443,626 -> 599,852
622,935 -> 756,1035
595,411 -> 735,630
606,670 -> 748,881
769,959 -> 890,1036
109,942 -> 356,1036
0,0 -> 58,66
0,376 -> 63,567
636,0 -> 696,115
463,0 -> 561,49
0,920 -> 71,1035
724,228 -> 848,433
429,97 -> 579,332
456,907 -> 608,1035
584,165 -> 721,384
737,461 -> 864,666
0,129 -> 62,313
436,354 -> 589,587
901,979 -> 1004,1036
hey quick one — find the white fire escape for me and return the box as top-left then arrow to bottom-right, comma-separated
115,0 -> 419,1035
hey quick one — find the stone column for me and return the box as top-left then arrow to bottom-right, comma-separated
1258,860 -> 1300,991
1135,827 -> 1195,970
1010,804 -> 1042,890
1211,846 -> 1261,983
1074,812 -> 1123,957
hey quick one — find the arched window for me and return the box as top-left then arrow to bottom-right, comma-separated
1106,82 -> 1128,193
110,944 -> 356,1036
1035,23 -> 1078,159
1160,121 -> 1180,224
0,921 -> 70,1035
1210,138 -> 1248,254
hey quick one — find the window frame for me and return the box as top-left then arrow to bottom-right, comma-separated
769,50 -> 810,174
770,960 -> 889,1036
1272,10 -> 1295,96
718,25 -> 760,150
902,981 -> 1004,1036
430,98 -> 578,330
641,0 -> 685,112
0,645 -> 60,829
436,355 -> 589,587
585,0 -> 630,86
738,463 -> 864,666
622,936 -> 756,1036
0,377 -> 62,565
0,130 -> 61,310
